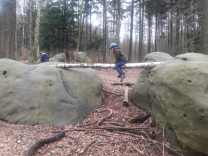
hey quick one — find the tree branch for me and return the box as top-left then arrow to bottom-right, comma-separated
25,131 -> 66,156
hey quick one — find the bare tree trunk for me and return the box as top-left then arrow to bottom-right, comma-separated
103,0 -> 107,63
175,0 -> 180,56
32,0 -> 41,62
170,11 -> 173,55
0,0 -> 16,59
115,0 -> 121,45
154,14 -> 157,52
22,0 -> 25,48
89,1 -> 92,54
128,0 -> 134,62
138,0 -> 144,62
200,0 -> 208,54
85,0 -> 89,53
29,0 -> 33,52
148,13 -> 152,53
76,0 -> 85,52
50,62 -> 163,69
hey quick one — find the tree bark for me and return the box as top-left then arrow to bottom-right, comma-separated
31,0 -> 41,62
50,62 -> 163,68
115,0 -> 121,45
76,0 -> 85,52
128,0 -> 134,62
25,131 -> 66,156
102,0 -> 107,63
123,86 -> 129,107
29,0 -> 33,52
200,0 -> 208,54
138,0 -> 144,62
0,0 -> 16,59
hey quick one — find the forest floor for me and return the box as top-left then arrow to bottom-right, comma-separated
0,68 -> 182,156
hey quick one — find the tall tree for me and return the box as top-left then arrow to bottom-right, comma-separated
200,0 -> 208,54
102,0 -> 107,63
0,0 -> 16,59
85,0 -> 89,53
138,0 -> 144,62
76,0 -> 85,52
128,0 -> 134,62
29,0 -> 33,52
115,0 -> 121,45
31,0 -> 41,62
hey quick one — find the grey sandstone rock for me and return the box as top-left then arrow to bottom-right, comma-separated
149,59 -> 208,156
0,59 -> 106,126
73,52 -> 92,63
131,52 -> 208,156
131,52 -> 173,111
50,53 -> 65,62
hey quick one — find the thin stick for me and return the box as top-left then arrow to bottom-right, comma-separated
100,87 -> 121,96
76,121 -> 97,127
102,122 -> 125,127
143,131 -> 162,154
97,108 -> 113,126
111,82 -> 134,86
79,139 -> 96,154
131,143 -> 145,156
25,131 -> 66,156
163,127 -> 165,156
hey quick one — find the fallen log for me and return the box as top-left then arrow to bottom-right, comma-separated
130,112 -> 151,123
25,131 -> 66,156
111,82 -> 134,86
100,87 -> 121,96
123,86 -> 129,107
50,62 -> 163,69
97,108 -> 113,126
54,127 -> 147,133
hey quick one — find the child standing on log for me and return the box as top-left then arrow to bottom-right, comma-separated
110,43 -> 128,82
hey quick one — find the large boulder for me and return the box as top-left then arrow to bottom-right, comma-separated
131,52 -> 208,156
175,52 -> 208,61
73,52 -> 92,63
131,52 -> 173,111
50,53 -> 65,62
149,58 -> 208,156
0,59 -> 106,126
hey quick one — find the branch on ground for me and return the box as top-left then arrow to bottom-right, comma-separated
97,108 -> 113,126
111,82 -> 134,86
25,131 -> 66,156
100,87 -> 121,96
130,112 -> 151,123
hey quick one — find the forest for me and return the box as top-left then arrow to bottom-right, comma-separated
0,0 -> 208,63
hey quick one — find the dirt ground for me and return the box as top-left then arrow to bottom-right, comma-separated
0,68 -> 181,156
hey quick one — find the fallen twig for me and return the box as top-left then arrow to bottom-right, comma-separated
97,108 -> 113,126
25,131 -> 66,156
163,127 -> 165,156
111,82 -> 134,86
100,87 -> 121,96
53,126 -> 147,133
131,143 -> 145,156
130,112 -> 151,123
76,121 -> 97,127
102,122 -> 125,127
146,139 -> 183,156
165,145 -> 183,156
79,139 -> 97,154
143,130 -> 162,153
